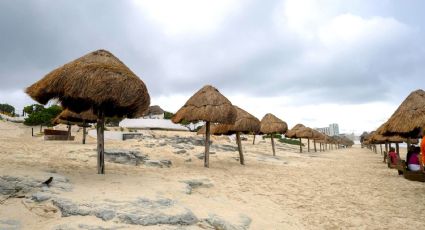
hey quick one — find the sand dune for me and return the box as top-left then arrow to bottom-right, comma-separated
0,121 -> 425,229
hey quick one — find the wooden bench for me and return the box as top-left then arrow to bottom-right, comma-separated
44,129 -> 69,136
43,129 -> 74,141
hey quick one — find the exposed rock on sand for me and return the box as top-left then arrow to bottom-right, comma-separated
103,149 -> 148,166
52,198 -> 198,226
180,179 -> 213,194
204,214 -> 252,230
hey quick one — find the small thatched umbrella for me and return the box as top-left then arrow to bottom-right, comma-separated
172,85 -> 237,168
54,109 -> 97,144
379,89 -> 425,138
286,124 -> 306,153
296,127 -> 316,152
259,113 -> 288,156
26,49 -> 150,174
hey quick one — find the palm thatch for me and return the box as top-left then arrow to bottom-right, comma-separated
259,113 -> 288,156
378,89 -> 425,138
285,124 -> 306,138
197,106 -> 260,135
171,85 -> 237,124
26,49 -> 150,118
143,105 -> 164,116
171,85 -> 237,168
196,106 -> 260,165
259,113 -> 288,134
55,109 -> 97,124
26,49 -> 150,174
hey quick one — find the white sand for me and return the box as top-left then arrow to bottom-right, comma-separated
1,120 -> 425,229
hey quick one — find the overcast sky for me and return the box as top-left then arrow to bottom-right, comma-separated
0,0 -> 424,134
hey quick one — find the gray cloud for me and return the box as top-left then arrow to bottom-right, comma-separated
0,0 -> 424,108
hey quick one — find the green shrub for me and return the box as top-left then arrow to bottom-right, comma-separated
279,138 -> 304,146
0,103 -> 15,116
24,105 -> 62,126
164,111 -> 174,119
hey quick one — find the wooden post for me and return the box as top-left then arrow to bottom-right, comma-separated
384,142 -> 389,163
236,132 -> 244,165
97,113 -> 105,174
396,143 -> 400,158
299,138 -> 302,153
307,138 -> 310,152
67,124 -> 71,140
252,134 -> 256,145
314,139 -> 317,152
271,134 -> 276,156
82,121 -> 86,144
204,121 -> 210,168
31,128 -> 33,137
380,144 -> 382,155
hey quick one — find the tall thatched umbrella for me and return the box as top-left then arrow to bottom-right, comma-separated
260,113 -> 288,156
379,89 -> 425,138
26,49 -> 150,174
286,124 -> 306,153
172,85 -> 237,168
54,109 -> 97,144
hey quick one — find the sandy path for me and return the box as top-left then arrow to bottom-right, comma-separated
0,121 -> 424,229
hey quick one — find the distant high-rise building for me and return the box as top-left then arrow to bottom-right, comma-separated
315,123 -> 339,137
329,123 -> 339,136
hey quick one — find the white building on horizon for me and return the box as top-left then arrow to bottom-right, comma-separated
316,123 -> 340,137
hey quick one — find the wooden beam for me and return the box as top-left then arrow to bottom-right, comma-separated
204,121 -> 210,168
236,132 -> 244,165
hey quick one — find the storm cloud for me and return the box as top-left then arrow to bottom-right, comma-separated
0,0 -> 424,133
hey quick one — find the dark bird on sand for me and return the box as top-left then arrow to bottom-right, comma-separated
42,177 -> 53,187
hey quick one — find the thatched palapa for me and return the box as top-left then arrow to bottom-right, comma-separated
378,89 -> 425,138
26,49 -> 150,174
143,105 -> 164,116
260,113 -> 288,156
26,49 -> 150,118
54,109 -> 97,144
172,85 -> 237,167
172,85 -> 237,124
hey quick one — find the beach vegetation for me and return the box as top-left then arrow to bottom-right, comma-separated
24,105 -> 62,127
0,103 -> 15,116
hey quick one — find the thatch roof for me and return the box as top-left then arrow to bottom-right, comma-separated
231,106 -> 261,133
171,85 -> 237,124
378,89 -> 425,138
143,105 -> 164,116
55,109 -> 97,124
198,106 -> 260,135
26,49 -> 150,118
259,113 -> 288,134
285,124 -> 305,138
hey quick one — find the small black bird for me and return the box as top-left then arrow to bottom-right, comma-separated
42,177 -> 53,187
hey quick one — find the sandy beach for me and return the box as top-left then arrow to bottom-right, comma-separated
1,120 -> 425,229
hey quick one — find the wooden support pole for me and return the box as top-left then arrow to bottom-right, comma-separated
67,124 -> 71,140
204,121 -> 210,168
82,121 -> 86,145
396,143 -> 400,158
380,144 -> 382,155
236,132 -> 244,165
252,134 -> 256,145
314,140 -> 317,152
299,138 -> 302,153
271,135 -> 276,156
307,138 -> 310,152
31,128 -> 33,137
97,113 -> 105,174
